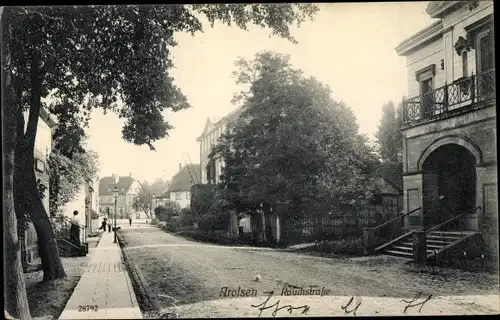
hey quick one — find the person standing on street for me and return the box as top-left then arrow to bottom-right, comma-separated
129,217 -> 132,226
70,210 -> 82,246
107,219 -> 112,233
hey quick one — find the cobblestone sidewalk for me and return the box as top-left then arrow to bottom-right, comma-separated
59,231 -> 143,319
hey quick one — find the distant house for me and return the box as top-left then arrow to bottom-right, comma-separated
168,163 -> 201,209
374,161 -> 404,209
98,174 -> 142,219
196,106 -> 247,184
155,188 -> 171,208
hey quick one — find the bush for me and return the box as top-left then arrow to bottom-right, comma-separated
312,238 -> 364,256
155,201 -> 181,222
180,207 -> 196,228
198,211 -> 230,232
191,184 -> 215,217
165,215 -> 181,232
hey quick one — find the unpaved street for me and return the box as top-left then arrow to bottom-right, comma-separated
119,223 -> 498,316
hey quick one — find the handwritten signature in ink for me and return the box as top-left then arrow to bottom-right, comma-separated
341,296 -> 362,316
250,290 -> 311,317
401,292 -> 432,313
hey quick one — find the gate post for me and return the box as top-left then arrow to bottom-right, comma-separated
413,230 -> 427,264
363,227 -> 375,255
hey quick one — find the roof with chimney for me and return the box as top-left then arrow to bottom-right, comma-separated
168,164 -> 201,193
98,175 -> 137,195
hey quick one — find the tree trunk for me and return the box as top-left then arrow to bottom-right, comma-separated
2,6 -> 32,318
15,139 -> 67,281
12,49 -> 66,282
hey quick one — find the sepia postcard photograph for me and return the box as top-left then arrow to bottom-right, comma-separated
2,1 -> 498,319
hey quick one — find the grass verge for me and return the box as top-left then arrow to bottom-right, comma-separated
116,232 -> 172,319
24,233 -> 102,319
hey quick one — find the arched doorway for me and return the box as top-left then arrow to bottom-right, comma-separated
422,144 -> 477,230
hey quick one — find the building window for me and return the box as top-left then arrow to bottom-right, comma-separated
415,64 -> 435,118
462,51 -> 468,77
176,192 -> 182,200
185,191 -> 190,200
476,30 -> 494,73
35,158 -> 45,172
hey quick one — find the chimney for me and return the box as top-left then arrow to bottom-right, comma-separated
179,163 -> 182,171
112,174 -> 119,184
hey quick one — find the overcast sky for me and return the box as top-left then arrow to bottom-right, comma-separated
86,2 -> 436,183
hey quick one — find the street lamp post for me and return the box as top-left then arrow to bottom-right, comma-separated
152,194 -> 156,221
134,196 -> 140,219
88,179 -> 94,236
113,185 -> 119,243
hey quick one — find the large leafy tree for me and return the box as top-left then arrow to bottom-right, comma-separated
132,181 -> 154,218
2,4 -> 318,317
375,101 -> 403,163
2,7 -> 31,319
211,52 -> 381,236
149,178 -> 170,196
48,149 -> 100,216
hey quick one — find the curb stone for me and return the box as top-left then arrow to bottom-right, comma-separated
116,232 -> 164,317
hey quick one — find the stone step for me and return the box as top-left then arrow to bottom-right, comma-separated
426,239 -> 455,246
427,235 -> 462,241
428,231 -> 473,236
400,242 -> 446,250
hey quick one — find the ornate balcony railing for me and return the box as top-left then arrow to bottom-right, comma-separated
403,69 -> 495,125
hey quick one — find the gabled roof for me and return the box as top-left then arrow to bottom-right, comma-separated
196,106 -> 247,141
157,184 -> 172,198
376,161 -> 403,192
395,20 -> 443,56
99,176 -> 136,196
196,118 -> 216,142
169,164 -> 201,192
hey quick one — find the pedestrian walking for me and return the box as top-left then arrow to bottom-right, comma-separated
99,218 -> 107,231
129,217 -> 132,226
107,220 -> 112,233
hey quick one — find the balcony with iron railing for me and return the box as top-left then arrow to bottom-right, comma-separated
402,69 -> 495,127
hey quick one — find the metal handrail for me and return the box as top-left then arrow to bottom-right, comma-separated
373,207 -> 421,231
55,215 -> 86,230
403,69 -> 495,124
425,206 -> 482,233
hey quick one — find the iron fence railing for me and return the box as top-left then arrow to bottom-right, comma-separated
281,202 -> 402,245
403,69 -> 495,125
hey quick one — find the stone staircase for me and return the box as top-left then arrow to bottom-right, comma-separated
57,239 -> 88,257
379,230 -> 476,261
52,215 -> 88,257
